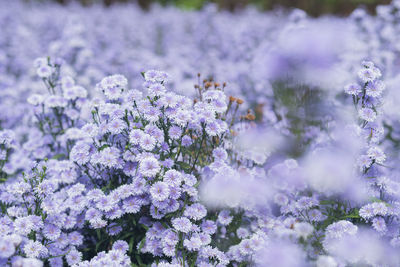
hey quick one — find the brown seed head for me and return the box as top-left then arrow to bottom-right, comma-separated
236,98 -> 244,104
245,114 -> 256,121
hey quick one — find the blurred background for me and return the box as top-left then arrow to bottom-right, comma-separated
25,0 -> 391,16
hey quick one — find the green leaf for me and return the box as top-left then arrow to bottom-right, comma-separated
341,214 -> 360,219
98,144 -> 110,151
95,239 -> 107,252
319,200 -> 336,205
135,254 -> 144,265
138,237 -> 146,251
96,229 -> 101,240
369,197 -> 384,203
177,161 -> 191,170
140,224 -> 149,231
128,236 -> 135,253
51,153 -> 66,160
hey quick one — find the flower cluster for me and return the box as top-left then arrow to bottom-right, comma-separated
2,0 -> 400,266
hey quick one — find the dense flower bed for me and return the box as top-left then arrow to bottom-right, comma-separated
2,0 -> 400,266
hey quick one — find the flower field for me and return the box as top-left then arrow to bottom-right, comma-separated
2,0 -> 400,266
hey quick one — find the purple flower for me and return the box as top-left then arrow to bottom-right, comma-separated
201,220 -> 217,235
163,170 -> 182,186
122,197 -> 142,214
184,203 -> 207,221
0,238 -> 15,258
168,126 -> 182,140
23,240 -> 48,258
366,80 -> 385,97
372,217 -> 387,233
66,248 -> 82,265
344,83 -> 362,95
184,236 -> 202,251
150,181 -> 170,202
217,210 -> 233,226
112,240 -> 129,252
359,108 -> 377,122
139,156 -> 160,177
139,134 -> 156,151
43,224 -> 61,241
172,217 -> 192,233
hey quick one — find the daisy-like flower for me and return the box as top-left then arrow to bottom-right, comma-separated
144,70 -> 160,82
36,64 -> 53,78
139,134 -> 156,151
184,236 -> 202,251
112,240 -> 129,252
148,83 -> 166,97
344,83 -> 362,95
309,209 -> 324,222
212,148 -> 228,162
359,107 -> 376,122
218,210 -> 233,225
66,248 -> 82,266
98,74 -> 127,100
129,129 -> 144,145
122,197 -> 142,214
97,147 -> 120,168
162,243 -> 176,257
108,119 -> 126,135
43,223 -> 61,241
14,217 -> 34,235
162,229 -> 179,246
168,126 -> 182,140
150,182 -> 170,201
358,67 -> 380,83
324,220 -> 357,240
372,217 -> 387,233
366,80 -> 385,97
172,217 -> 192,233
237,228 -> 250,239
181,136 -> 192,146
68,231 -> 84,246
27,94 -> 44,106
184,203 -> 207,221
173,109 -> 191,126
143,106 -> 161,122
367,146 -> 386,164
24,240 -> 48,258
81,123 -> 99,138
160,92 -> 178,108
96,196 -> 117,212
372,202 -> 388,216
139,156 -> 160,177
359,204 -> 375,220
205,121 -> 221,136
0,238 -> 15,258
163,170 -> 182,186
357,154 -> 372,169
